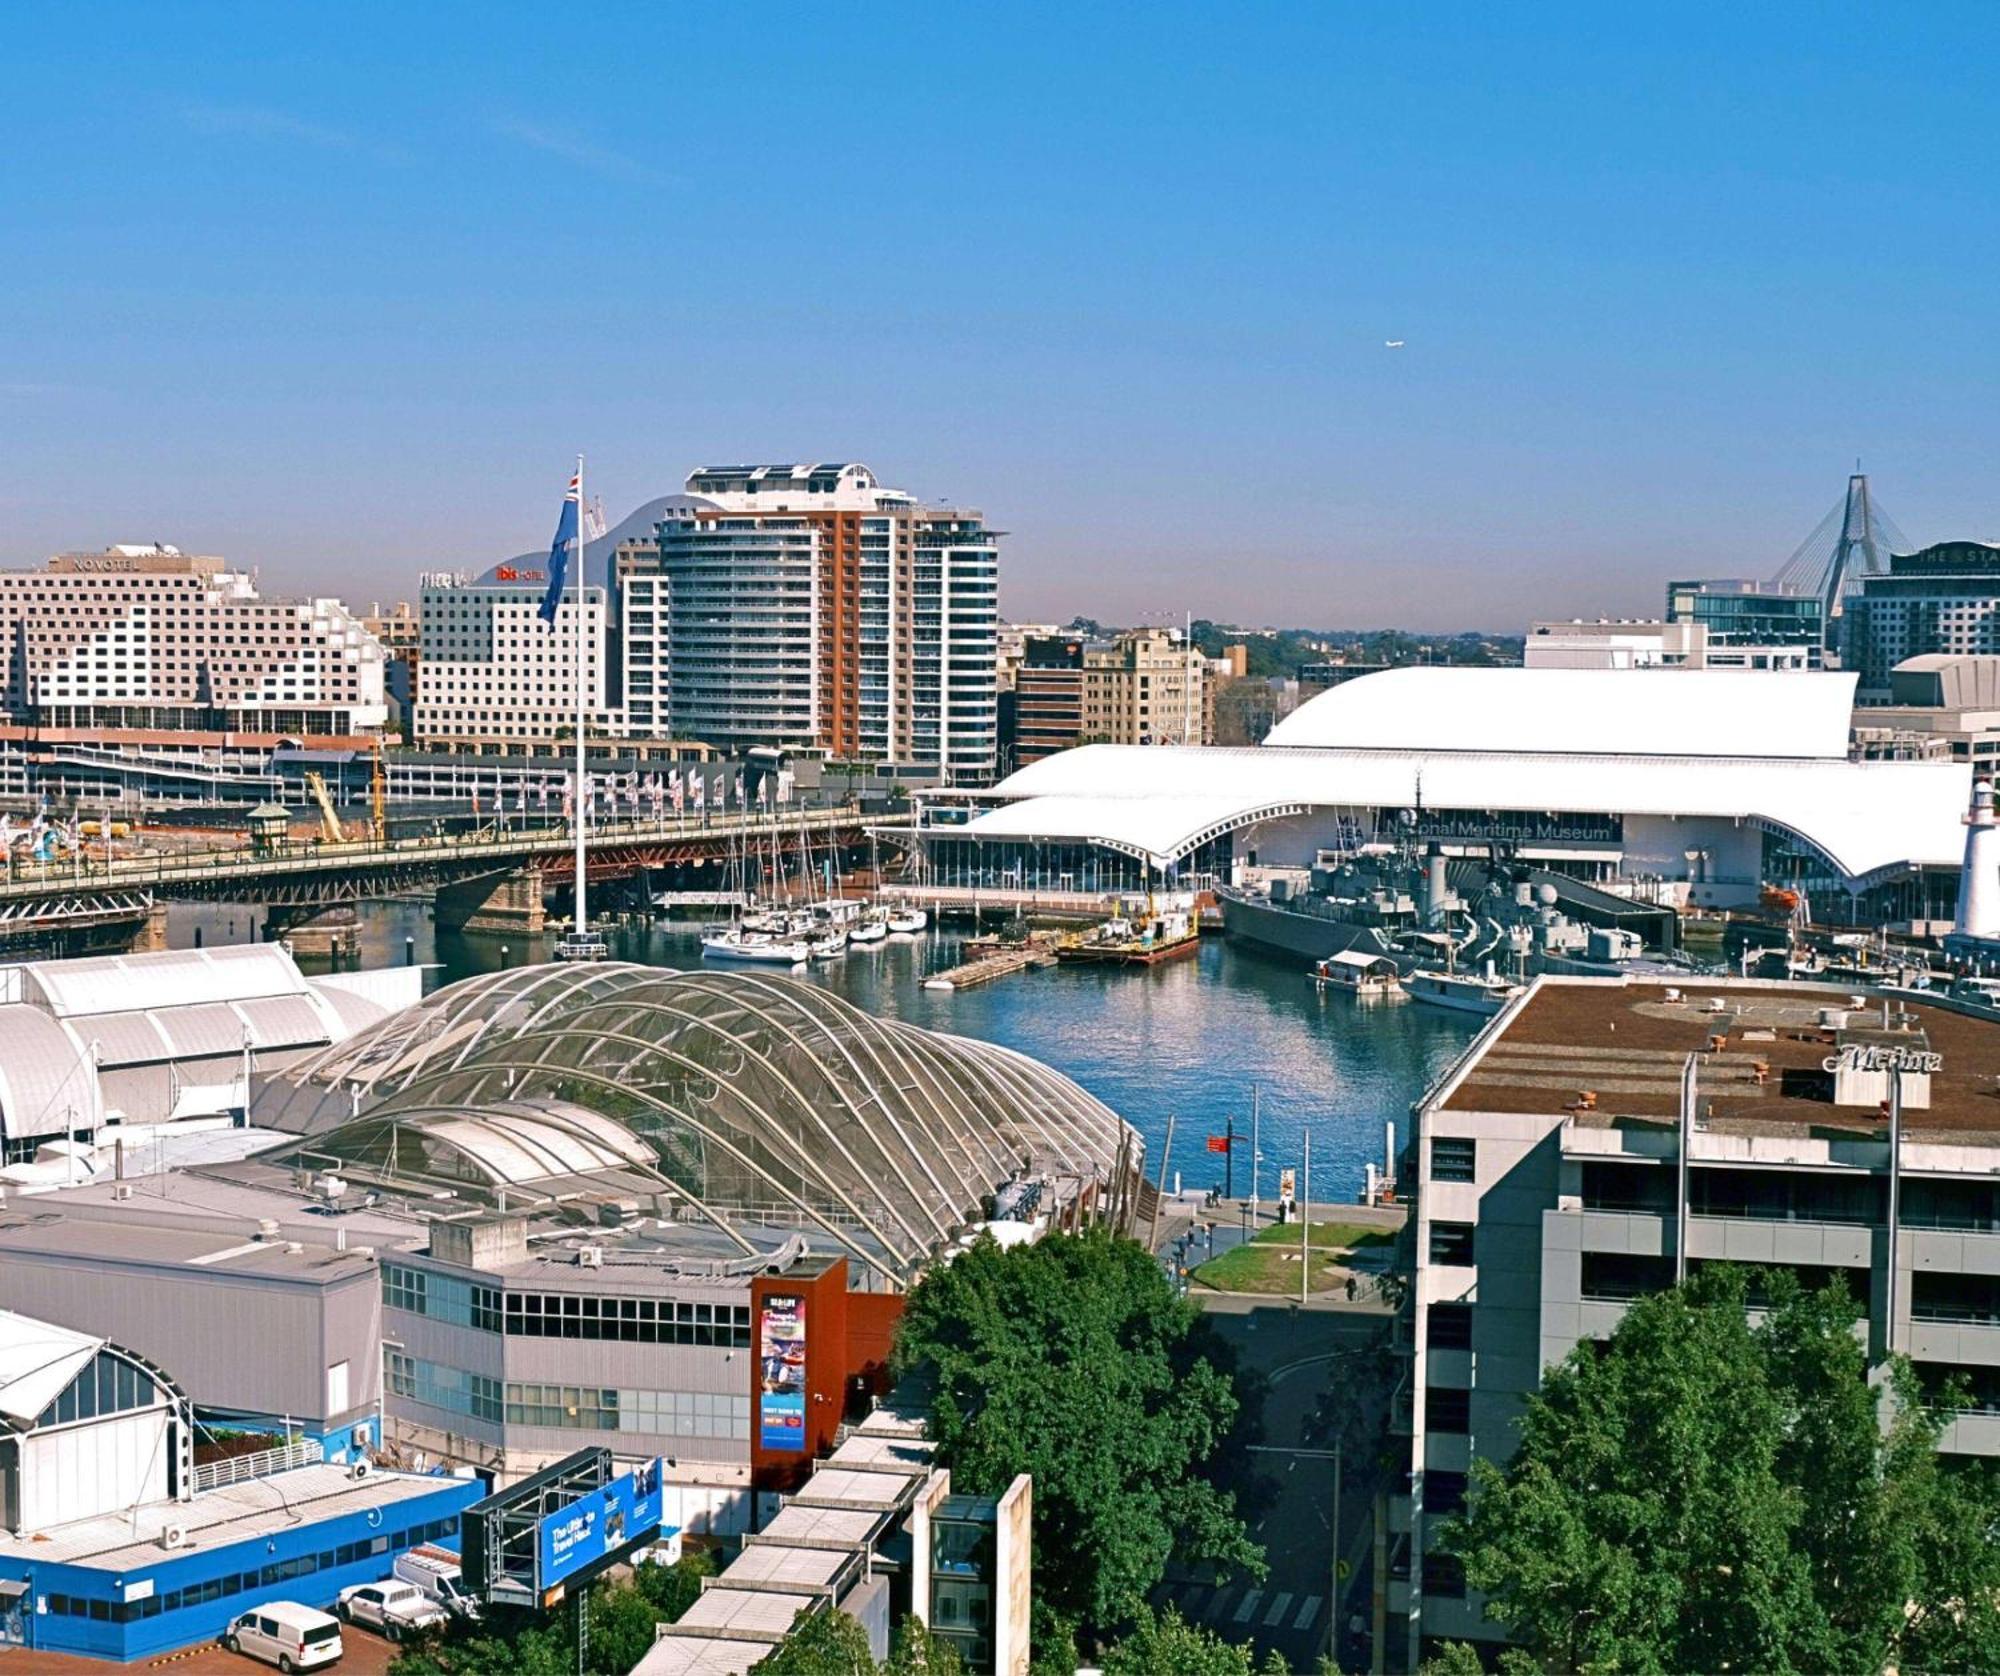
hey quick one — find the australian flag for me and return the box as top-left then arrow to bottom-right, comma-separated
538,472 -> 582,626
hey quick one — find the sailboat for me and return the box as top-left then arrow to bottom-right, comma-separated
702,787 -> 806,964
549,458 -> 608,963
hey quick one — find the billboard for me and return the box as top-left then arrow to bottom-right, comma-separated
536,1457 -> 665,1591
759,1293 -> 808,1452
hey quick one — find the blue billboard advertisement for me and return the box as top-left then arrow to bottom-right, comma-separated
759,1292 -> 808,1451
536,1457 -> 665,1590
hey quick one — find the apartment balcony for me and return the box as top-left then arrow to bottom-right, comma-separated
1423,1432 -> 1470,1473
1906,1228 -> 2000,1278
1908,1320 -> 2000,1365
1685,1215 -> 1874,1270
1934,1410 -> 2000,1456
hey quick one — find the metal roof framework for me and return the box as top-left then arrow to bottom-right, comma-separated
251,964 -> 1138,1287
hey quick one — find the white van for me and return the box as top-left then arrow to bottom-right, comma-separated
393,1544 -> 481,1619
221,1601 -> 343,1671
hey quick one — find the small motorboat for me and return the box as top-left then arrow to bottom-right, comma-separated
701,928 -> 808,965
808,928 -> 850,960
885,907 -> 928,936
848,917 -> 889,946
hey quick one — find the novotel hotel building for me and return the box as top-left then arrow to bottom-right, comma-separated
1390,975 -> 2000,1669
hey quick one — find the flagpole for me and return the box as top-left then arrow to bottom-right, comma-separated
573,452 -> 588,944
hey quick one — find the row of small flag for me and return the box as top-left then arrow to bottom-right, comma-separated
471,767 -> 796,816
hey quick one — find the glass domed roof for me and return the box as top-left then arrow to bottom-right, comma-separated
251,962 -> 1139,1285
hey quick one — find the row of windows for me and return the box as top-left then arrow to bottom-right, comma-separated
505,1384 -> 752,1439
39,1519 -> 458,1623
37,1351 -> 161,1429
386,1352 -> 502,1424
383,1267 -> 754,1347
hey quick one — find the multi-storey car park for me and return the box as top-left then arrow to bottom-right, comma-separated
1392,975 -> 2000,1669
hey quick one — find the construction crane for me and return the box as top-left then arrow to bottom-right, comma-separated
302,772 -> 345,845
370,741 -> 387,844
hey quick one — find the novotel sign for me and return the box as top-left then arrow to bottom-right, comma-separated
1823,1044 -> 1944,1076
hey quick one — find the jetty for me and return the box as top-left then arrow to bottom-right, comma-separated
922,932 -> 1062,992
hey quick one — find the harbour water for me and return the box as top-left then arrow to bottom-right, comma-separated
178,902 -> 1482,1204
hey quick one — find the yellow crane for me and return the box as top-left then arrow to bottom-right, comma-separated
370,741 -> 387,843
302,772 -> 345,844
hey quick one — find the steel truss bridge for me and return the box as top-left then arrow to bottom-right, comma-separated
0,805 -> 901,947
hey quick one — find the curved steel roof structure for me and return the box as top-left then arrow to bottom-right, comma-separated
962,668 -> 1970,885
251,963 -> 1138,1287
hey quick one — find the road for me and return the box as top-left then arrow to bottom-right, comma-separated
1156,1293 -> 1396,1673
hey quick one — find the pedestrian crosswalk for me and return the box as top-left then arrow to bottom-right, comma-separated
1156,1580 -> 1324,1637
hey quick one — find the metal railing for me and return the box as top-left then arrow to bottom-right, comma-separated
193,1437 -> 324,1492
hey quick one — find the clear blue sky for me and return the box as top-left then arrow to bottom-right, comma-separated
4,2 -> 1997,628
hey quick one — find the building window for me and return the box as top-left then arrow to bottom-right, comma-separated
1428,1222 -> 1476,1267
1426,1303 -> 1473,1351
1425,1387 -> 1471,1435
1421,1551 -> 1467,1598
385,1351 -> 501,1424
1430,1137 -> 1476,1184
1425,1470 -> 1469,1517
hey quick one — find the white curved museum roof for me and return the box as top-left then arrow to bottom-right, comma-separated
966,669 -> 1969,884
1264,666 -> 1860,758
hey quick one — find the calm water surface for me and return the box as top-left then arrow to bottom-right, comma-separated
177,901 -> 1479,1203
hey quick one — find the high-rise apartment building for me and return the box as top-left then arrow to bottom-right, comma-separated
1082,628 -> 1210,747
0,543 -> 385,802
657,464 -> 1000,780
1846,542 -> 2000,699
1011,636 -> 1087,767
360,601 -> 420,730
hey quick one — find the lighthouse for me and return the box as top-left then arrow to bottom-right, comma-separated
1956,777 -> 2000,942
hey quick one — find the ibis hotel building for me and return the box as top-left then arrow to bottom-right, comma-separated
0,545 -> 387,800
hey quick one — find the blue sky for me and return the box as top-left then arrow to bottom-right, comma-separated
4,2 -> 1997,627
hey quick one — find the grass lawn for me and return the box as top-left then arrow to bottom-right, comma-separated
1190,1220 -> 1393,1295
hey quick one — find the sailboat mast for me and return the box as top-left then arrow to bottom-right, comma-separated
573,453 -> 588,939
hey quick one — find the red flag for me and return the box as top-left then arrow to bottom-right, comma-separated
1206,1135 -> 1230,1154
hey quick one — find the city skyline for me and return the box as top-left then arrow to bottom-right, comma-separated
6,4 -> 2000,628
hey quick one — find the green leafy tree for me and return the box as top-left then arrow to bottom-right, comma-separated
632,1549 -> 716,1624
880,1616 -> 967,1676
581,1580 -> 668,1675
1414,1643 -> 1487,1676
760,1605 -> 878,1676
388,1614 -> 573,1676
1451,1265 -> 2000,1674
1098,1606 -> 1253,1676
892,1228 -> 1264,1638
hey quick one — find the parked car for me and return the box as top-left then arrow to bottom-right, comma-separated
334,1579 -> 447,1640
221,1601 -> 343,1671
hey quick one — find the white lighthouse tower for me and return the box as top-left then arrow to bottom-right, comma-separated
1955,777 -> 2000,942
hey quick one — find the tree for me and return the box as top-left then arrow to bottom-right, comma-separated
1414,1644 -> 1486,1676
632,1549 -> 716,1624
388,1614 -> 573,1676
580,1580 -> 668,1675
881,1616 -> 967,1676
1098,1606 -> 1253,1676
759,1605 -> 878,1676
1450,1265 -> 2000,1674
892,1228 -> 1264,1639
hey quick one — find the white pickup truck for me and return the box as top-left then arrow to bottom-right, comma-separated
334,1579 -> 448,1640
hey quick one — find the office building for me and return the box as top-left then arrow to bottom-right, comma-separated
1850,655 -> 2000,777
659,465 -> 1000,780
412,564 -> 620,749
1664,578 -> 1824,669
360,600 -> 420,730
0,545 -> 387,801
1525,618 -> 1815,672
1846,542 -> 2000,699
1009,636 -> 1086,768
1081,628 -> 1210,747
1392,977 -> 2000,1668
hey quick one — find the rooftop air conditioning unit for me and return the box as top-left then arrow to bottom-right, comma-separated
577,1246 -> 604,1269
112,1184 -> 134,1201
158,1523 -> 187,1550
349,1459 -> 373,1482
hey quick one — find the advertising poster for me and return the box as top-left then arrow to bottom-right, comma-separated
537,1457 -> 666,1590
759,1293 -> 808,1452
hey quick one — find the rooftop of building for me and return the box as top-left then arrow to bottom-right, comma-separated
1439,978 -> 2000,1141
244,962 -> 1139,1289
0,1309 -> 107,1426
0,1209 -> 379,1285
0,1461 -> 462,1570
